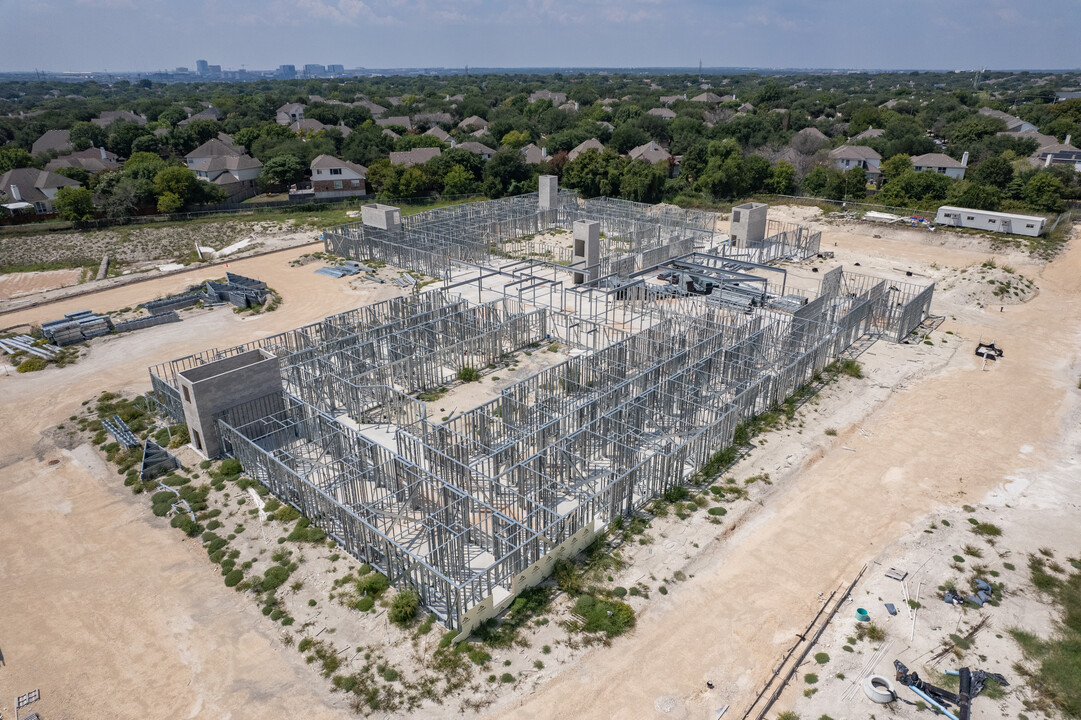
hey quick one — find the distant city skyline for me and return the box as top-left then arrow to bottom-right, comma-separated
1,0 -> 1080,74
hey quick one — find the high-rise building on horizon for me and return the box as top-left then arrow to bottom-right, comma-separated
327,64 -> 345,75
196,59 -> 209,75
278,64 -> 296,79
303,64 -> 327,77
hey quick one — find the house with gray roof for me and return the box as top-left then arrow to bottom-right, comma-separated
530,90 -> 567,105
978,107 -> 1036,134
32,129 -> 73,156
520,144 -> 548,164
851,127 -> 884,141
389,147 -> 441,167
911,152 -> 968,179
179,106 -> 224,127
628,141 -> 672,165
0,168 -> 81,214
690,92 -> 724,103
458,115 -> 488,131
414,112 -> 453,126
425,126 -> 452,143
828,145 -> 882,182
184,139 -> 262,199
456,142 -> 496,161
376,116 -> 412,130
647,107 -> 676,120
568,138 -> 605,161
1031,134 -> 1081,171
276,102 -> 306,125
45,147 -> 121,175
307,154 -> 367,199
92,110 -> 146,127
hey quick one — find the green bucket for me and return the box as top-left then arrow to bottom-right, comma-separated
856,608 -> 870,622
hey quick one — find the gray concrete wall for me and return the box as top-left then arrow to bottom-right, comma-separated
362,204 -> 402,230
538,175 -> 558,209
730,202 -> 768,248
572,219 -> 601,284
178,349 -> 283,458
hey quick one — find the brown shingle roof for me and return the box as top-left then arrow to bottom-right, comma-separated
389,147 -> 441,167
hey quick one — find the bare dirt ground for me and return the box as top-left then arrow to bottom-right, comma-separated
1,208 -> 1079,720
0,220 -> 322,316
0,268 -> 85,300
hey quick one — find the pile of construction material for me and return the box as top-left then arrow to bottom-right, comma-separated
315,261 -> 382,282
0,334 -> 61,359
205,272 -> 271,308
41,310 -> 114,346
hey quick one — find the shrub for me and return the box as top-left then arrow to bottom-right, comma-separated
573,595 -> 635,637
456,366 -> 481,383
707,507 -> 727,516
972,521 -> 1002,537
355,597 -> 374,612
16,356 -> 47,373
804,673 -> 818,684
223,568 -> 243,587
500,672 -> 514,683
219,458 -> 242,476
814,652 -> 829,664
663,485 -> 689,503
612,586 -> 628,598
468,647 -> 492,665
389,588 -> 419,626
261,565 -> 291,592
356,572 -> 389,597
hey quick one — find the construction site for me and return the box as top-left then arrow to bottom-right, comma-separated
144,182 -> 935,634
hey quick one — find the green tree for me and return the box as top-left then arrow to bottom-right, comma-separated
257,154 -> 306,189
482,149 -> 530,197
156,191 -> 184,213
609,124 -> 649,154
0,146 -> 34,173
442,164 -> 476,196
946,181 -> 1001,211
69,121 -> 107,151
1022,172 -> 1065,212
970,155 -> 1013,190
765,161 -> 797,195
619,159 -> 666,203
500,129 -> 531,149
54,166 -> 90,186
152,166 -> 199,203
880,154 -> 913,182
53,186 -> 95,226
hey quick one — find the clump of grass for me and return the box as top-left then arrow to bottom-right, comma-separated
814,652 -> 829,664
456,366 -> 481,383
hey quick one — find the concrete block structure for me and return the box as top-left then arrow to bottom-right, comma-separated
730,202 -> 768,248
361,203 -> 402,230
538,175 -> 558,210
177,349 -> 283,458
572,219 -> 601,284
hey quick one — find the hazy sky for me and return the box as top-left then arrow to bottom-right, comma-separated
2,0 -> 1079,72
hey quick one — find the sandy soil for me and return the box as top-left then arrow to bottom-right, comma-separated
0,268 -> 85,300
1,209 -> 1079,720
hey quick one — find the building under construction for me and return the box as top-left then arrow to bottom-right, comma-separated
148,181 -> 934,634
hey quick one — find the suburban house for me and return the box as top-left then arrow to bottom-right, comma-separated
45,147 -> 121,175
307,155 -> 367,199
530,90 -> 567,105
0,168 -> 81,214
647,107 -> 677,120
737,102 -> 755,113
596,121 -> 614,132
851,127 -> 884,141
276,102 -> 306,125
382,129 -> 401,141
458,115 -> 488,131
911,152 -> 968,179
1002,129 -> 1058,148
289,118 -> 350,136
356,100 -> 386,117
828,145 -> 882,182
425,126 -> 452,143
32,129 -> 73,156
558,101 -> 579,112
520,144 -> 548,164
935,207 -> 1046,237
389,147 -> 441,167
689,92 -> 725,103
659,94 -> 686,105
92,110 -> 146,127
629,141 -> 673,165
178,106 -> 224,126
456,142 -> 496,160
184,139 -> 262,200
414,112 -> 453,126
978,107 -> 1036,134
376,116 -> 412,130
1032,135 -> 1081,171
568,138 -> 605,161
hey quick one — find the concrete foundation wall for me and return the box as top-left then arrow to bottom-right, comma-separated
538,175 -> 558,209
362,203 -> 402,230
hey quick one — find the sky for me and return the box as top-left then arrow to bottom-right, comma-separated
1,0 -> 1079,73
